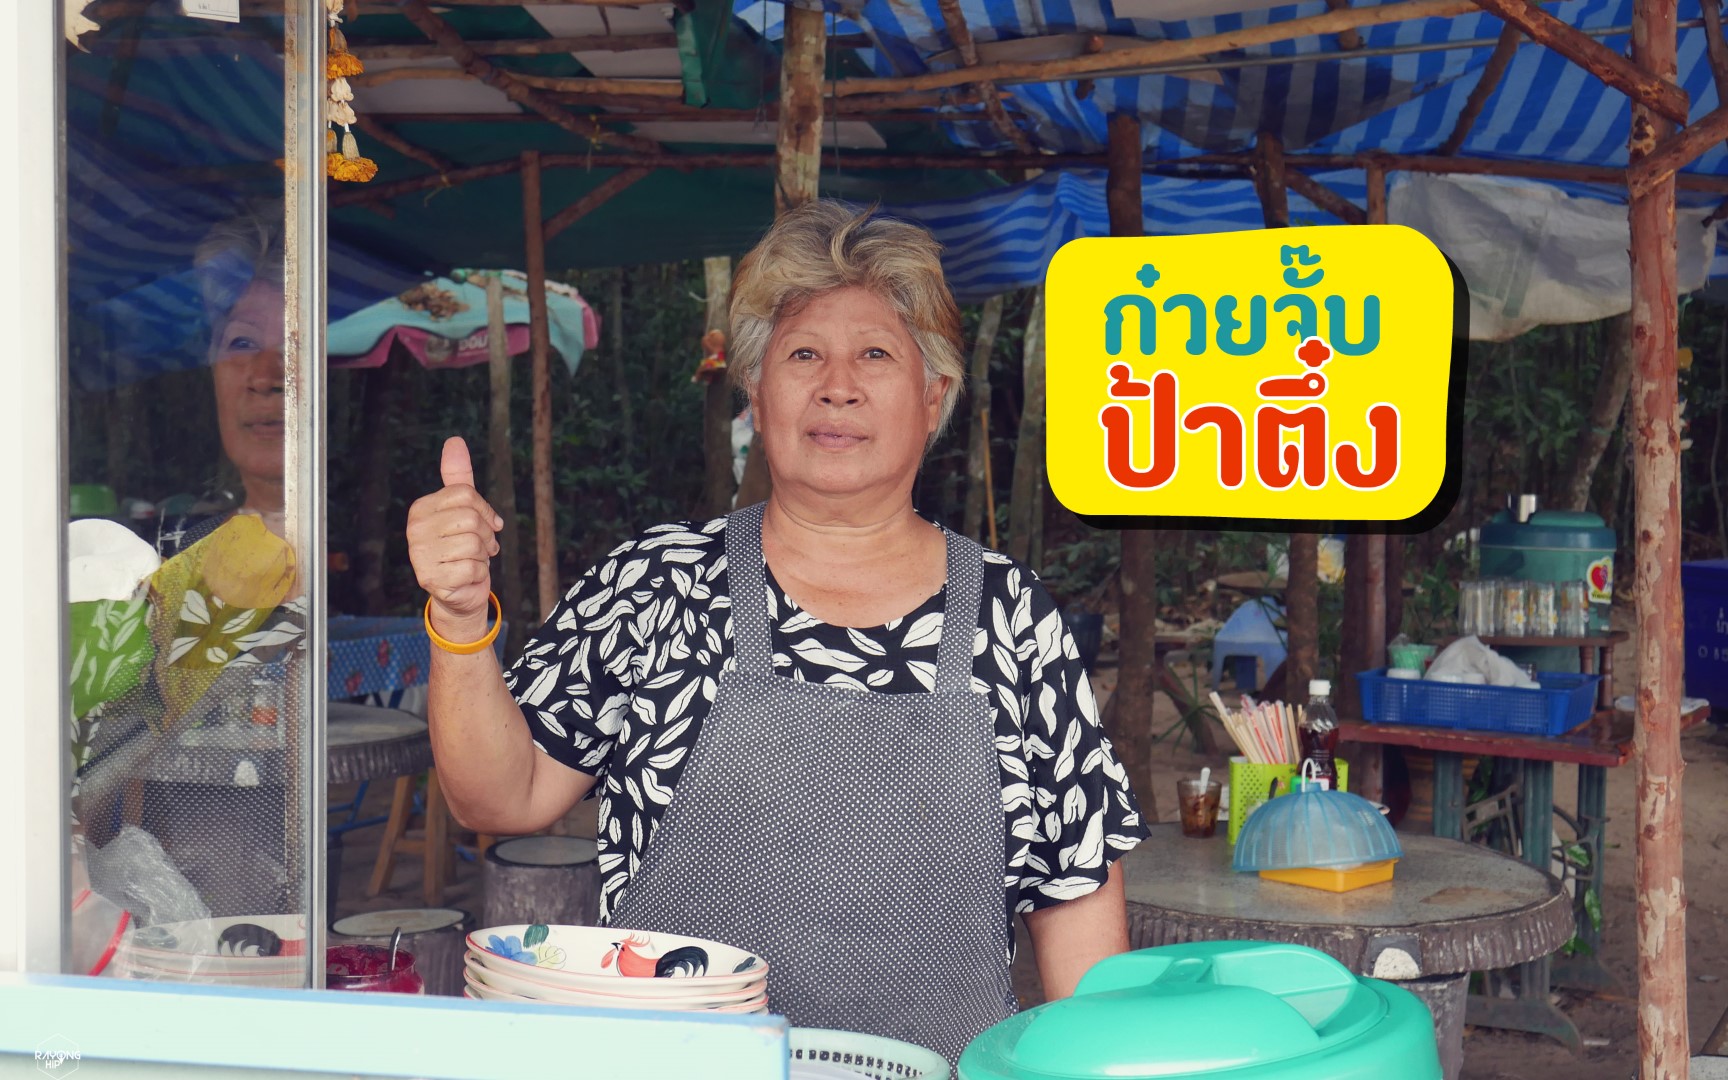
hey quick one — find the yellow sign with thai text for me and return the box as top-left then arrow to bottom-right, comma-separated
1045,225 -> 1464,529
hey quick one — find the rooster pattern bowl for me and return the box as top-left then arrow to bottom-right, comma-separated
467,924 -> 767,996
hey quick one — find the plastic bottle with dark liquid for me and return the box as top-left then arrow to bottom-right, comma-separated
1301,679 -> 1340,791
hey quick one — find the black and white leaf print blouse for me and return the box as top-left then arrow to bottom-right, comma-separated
504,514 -> 1149,956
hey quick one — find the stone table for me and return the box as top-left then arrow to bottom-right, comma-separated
1122,825 -> 1574,1080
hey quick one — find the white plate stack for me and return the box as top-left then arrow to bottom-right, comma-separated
462,923 -> 769,1014
111,914 -> 308,988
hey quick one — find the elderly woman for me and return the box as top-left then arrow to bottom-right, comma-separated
409,200 -> 1147,1061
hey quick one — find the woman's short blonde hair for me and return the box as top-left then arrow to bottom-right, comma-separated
728,200 -> 966,437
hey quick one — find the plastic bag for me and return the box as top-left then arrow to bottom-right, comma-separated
85,825 -> 210,929
1424,635 -> 1538,689
71,888 -> 131,976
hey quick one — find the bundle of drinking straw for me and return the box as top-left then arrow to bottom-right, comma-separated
1209,691 -> 1305,765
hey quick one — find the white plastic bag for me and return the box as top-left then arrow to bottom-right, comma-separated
85,825 -> 210,929
1424,636 -> 1538,689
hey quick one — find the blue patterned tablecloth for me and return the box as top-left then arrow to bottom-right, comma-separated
327,615 -> 509,701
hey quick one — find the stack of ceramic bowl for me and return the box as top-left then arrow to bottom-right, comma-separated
463,923 -> 768,1014
111,913 -> 307,988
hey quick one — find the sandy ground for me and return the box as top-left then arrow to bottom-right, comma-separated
329,630 -> 1728,1077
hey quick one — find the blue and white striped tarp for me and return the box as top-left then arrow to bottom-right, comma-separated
829,0 -> 1728,297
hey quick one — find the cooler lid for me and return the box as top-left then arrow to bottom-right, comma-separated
959,942 -> 1389,1079
1683,559 -> 1728,586
1480,510 -> 1614,550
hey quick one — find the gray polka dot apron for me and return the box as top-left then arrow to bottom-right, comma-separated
605,501 -> 1015,1064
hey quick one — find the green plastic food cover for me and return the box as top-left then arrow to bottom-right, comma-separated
959,941 -> 1442,1080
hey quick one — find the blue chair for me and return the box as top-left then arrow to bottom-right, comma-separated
1209,598 -> 1288,693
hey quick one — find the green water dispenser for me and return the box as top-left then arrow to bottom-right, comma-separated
959,941 -> 1441,1080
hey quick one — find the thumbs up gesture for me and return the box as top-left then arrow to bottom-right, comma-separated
407,437 -> 504,639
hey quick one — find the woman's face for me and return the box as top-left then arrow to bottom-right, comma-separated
752,286 -> 946,504
210,281 -> 286,505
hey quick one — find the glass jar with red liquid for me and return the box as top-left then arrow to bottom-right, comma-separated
326,944 -> 424,994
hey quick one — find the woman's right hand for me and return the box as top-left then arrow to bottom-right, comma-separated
407,436 -> 504,639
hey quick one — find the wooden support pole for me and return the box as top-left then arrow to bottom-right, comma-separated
1102,112 -> 1166,816
1629,0 -> 1690,1072
1468,0 -> 1688,124
1628,103 -> 1728,196
1253,131 -> 1319,710
774,4 -> 827,215
1439,24 -> 1522,155
832,0 -> 1477,96
1355,161 -> 1390,801
542,167 -> 650,242
736,1 -> 827,510
351,66 -> 686,102
485,273 -> 527,657
935,0 -> 1035,151
1703,0 -> 1728,89
395,0 -> 664,152
964,295 -> 1006,543
1285,170 -> 1367,224
1005,287 -> 1047,564
700,257 -> 736,519
521,151 -> 560,620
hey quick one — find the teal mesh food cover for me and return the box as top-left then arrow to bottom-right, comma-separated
1232,784 -> 1403,872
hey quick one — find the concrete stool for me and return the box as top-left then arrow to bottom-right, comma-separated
331,907 -> 471,997
482,836 -> 601,929
1209,597 -> 1287,693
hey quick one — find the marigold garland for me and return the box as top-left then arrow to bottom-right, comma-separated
325,4 -> 375,183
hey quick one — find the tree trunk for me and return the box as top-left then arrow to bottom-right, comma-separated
1338,535 -> 1367,719
610,271 -> 635,472
522,151 -> 559,619
1556,313 -> 1635,512
701,256 -> 736,518
964,295 -> 1006,543
486,273 -> 527,656
1629,2 -> 1690,1072
355,363 -> 399,616
1005,286 -> 1046,564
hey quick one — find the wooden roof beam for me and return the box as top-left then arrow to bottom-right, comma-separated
349,32 -> 872,61
542,167 -> 651,241
1628,102 -> 1728,197
1438,23 -> 1521,154
1324,0 -> 1366,50
1468,0 -> 1688,124
935,0 -> 1036,152
1285,168 -> 1367,224
354,114 -> 456,173
351,67 -> 686,100
830,0 -> 1478,96
396,0 -> 666,153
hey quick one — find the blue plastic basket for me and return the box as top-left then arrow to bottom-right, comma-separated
1355,668 -> 1604,737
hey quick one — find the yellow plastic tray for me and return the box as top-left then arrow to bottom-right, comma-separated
1258,859 -> 1397,893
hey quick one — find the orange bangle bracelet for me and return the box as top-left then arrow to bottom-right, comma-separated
425,593 -> 502,655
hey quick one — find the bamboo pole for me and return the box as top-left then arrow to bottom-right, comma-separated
542,167 -> 650,242
1438,24 -> 1522,155
486,273 -> 527,657
394,1 -> 664,153
830,0 -> 1477,96
350,66 -> 685,101
964,295 -> 1006,543
1354,160 -> 1391,802
1470,0 -> 1688,123
521,152 -> 560,619
1629,0 -> 1690,1071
